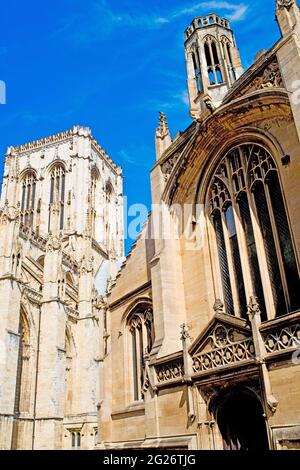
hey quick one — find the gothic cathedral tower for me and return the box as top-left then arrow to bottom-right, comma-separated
0,125 -> 124,449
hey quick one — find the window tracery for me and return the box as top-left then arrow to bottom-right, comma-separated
208,143 -> 300,320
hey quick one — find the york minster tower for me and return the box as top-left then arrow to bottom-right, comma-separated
0,125 -> 124,449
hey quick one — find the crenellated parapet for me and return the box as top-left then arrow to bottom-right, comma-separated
185,14 -> 230,41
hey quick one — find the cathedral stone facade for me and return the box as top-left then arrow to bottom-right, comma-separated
0,126 -> 124,449
99,1 -> 300,451
1,1 -> 300,451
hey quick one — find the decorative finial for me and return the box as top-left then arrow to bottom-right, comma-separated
155,112 -> 172,160
157,112 -> 170,138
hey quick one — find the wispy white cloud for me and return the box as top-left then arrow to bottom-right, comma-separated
55,1 -> 249,44
169,2 -> 248,22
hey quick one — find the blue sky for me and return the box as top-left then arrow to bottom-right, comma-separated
0,0 -> 280,253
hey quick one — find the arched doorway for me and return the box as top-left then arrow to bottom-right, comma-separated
214,388 -> 269,451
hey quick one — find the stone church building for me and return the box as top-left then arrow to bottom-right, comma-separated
1,0 -> 300,450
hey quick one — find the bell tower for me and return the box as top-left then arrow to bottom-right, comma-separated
184,13 -> 244,119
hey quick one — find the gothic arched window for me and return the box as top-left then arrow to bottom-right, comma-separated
128,305 -> 154,401
221,37 -> 236,83
14,309 -> 31,415
90,167 -> 100,238
208,143 -> 300,320
49,164 -> 66,231
20,171 -> 36,227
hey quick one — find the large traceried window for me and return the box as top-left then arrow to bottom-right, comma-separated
20,172 -> 36,227
128,306 -> 154,402
209,143 -> 300,320
49,164 -> 66,231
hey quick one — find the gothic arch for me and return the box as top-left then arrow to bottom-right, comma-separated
47,160 -> 66,175
91,165 -> 100,181
19,168 -> 37,180
14,306 -> 32,417
162,91 -> 291,206
105,178 -> 114,196
208,385 -> 269,450
195,127 -> 286,208
121,297 -> 153,325
122,298 -> 154,402
19,169 -> 37,227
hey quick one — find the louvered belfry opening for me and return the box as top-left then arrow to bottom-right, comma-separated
209,143 -> 300,320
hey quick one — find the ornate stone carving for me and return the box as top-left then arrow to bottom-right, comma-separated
155,359 -> 184,383
23,286 -> 42,305
264,323 -> 300,354
161,153 -> 180,182
62,252 -> 78,272
236,59 -> 284,99
80,255 -> 94,274
192,323 -> 255,373
65,306 -> 80,320
0,202 -> 20,225
18,225 -> 47,251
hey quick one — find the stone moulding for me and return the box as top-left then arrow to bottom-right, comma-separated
263,321 -> 300,356
151,312 -> 300,386
155,357 -> 184,384
192,338 -> 255,373
23,286 -> 42,305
